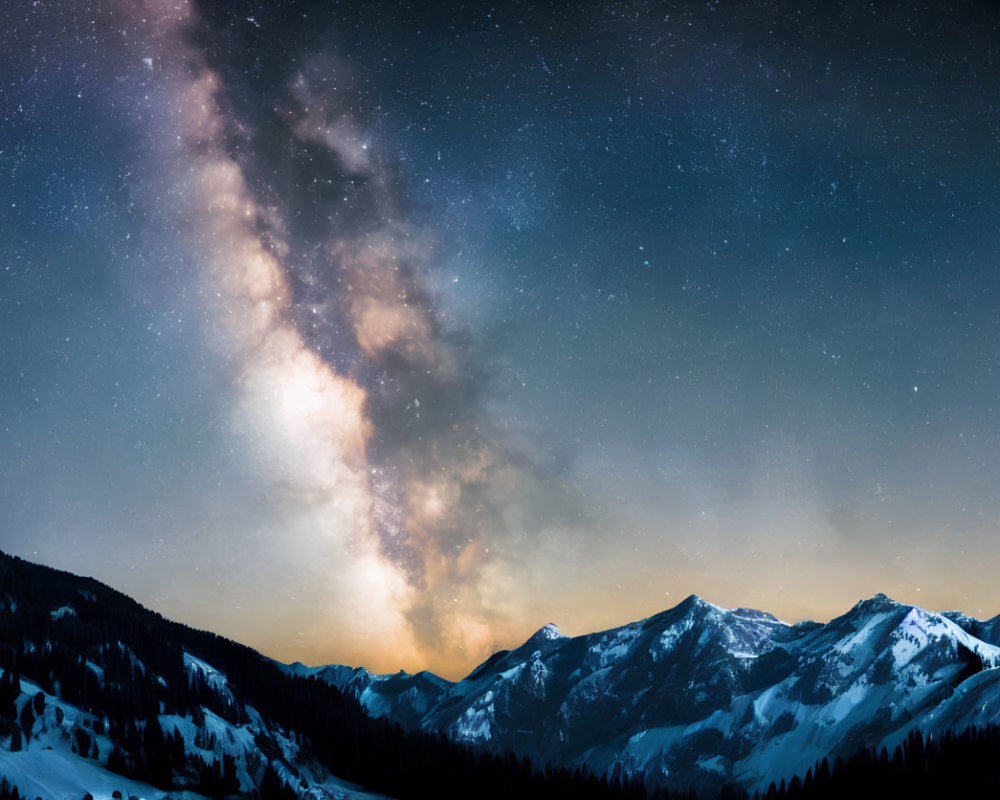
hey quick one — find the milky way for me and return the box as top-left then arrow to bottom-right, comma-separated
2,1 -> 1000,676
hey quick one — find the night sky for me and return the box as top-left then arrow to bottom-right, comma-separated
2,0 -> 999,677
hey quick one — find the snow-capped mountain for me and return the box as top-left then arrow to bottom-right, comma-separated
291,593 -> 1000,793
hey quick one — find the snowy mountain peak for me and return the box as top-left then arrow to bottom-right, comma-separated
847,592 -> 903,618
652,593 -> 723,625
532,623 -> 564,641
677,592 -> 709,609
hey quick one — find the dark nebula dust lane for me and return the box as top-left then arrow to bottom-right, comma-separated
2,1 -> 999,676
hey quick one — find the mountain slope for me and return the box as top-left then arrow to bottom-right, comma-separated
0,672 -> 388,800
0,551 -> 400,799
303,593 -> 1000,793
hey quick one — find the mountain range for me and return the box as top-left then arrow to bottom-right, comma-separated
3,548 -> 1000,798
290,593 -> 1000,794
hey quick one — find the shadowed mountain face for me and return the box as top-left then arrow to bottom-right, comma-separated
290,594 -> 1000,792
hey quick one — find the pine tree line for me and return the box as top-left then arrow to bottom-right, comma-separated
758,725 -> 1000,799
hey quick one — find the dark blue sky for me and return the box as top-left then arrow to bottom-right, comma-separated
2,0 -> 999,675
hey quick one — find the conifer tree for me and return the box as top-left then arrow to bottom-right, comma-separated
18,700 -> 33,742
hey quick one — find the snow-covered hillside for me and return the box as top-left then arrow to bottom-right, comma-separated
295,593 -> 1000,793
0,665 -> 390,800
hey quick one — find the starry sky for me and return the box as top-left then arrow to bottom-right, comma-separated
2,0 -> 999,677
